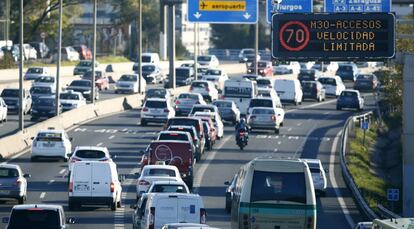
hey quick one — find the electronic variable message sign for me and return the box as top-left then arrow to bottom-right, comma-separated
271,13 -> 395,60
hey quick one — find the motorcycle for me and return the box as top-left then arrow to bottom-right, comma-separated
236,130 -> 248,150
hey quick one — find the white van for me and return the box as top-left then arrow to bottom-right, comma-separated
142,53 -> 160,65
141,193 -> 206,229
68,161 -> 122,211
274,79 -> 303,105
231,158 -> 317,229
222,79 -> 257,116
318,75 -> 346,97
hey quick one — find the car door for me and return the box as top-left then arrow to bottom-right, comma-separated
72,163 -> 92,197
91,163 -> 111,197
178,197 -> 200,223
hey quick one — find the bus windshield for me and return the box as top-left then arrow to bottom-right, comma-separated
224,87 -> 252,98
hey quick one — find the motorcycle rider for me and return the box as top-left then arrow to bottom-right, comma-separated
235,118 -> 249,143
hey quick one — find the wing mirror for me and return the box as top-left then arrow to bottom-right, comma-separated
23,174 -> 31,178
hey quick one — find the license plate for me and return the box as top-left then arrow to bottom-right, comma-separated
43,142 -> 55,147
8,106 -> 15,109
304,92 -> 311,95
75,184 -> 90,191
150,109 -> 162,114
0,190 -> 10,195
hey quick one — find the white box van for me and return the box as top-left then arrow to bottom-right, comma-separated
142,53 -> 160,65
222,79 -> 258,116
274,79 -> 303,105
68,161 -> 122,211
141,193 -> 206,229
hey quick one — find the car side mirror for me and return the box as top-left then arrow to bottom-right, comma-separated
130,204 -> 137,209
224,181 -> 230,185
66,217 -> 75,224
2,217 -> 9,224
23,174 -> 31,178
67,153 -> 73,157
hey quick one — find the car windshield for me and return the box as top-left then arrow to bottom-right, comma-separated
192,82 -> 208,88
224,87 -> 252,98
341,91 -> 358,97
142,56 -> 151,62
75,150 -> 106,159
206,69 -> 221,75
78,61 -> 92,67
178,94 -> 199,100
145,100 -> 167,108
197,56 -> 211,61
319,78 -> 336,86
60,93 -> 80,100
252,109 -> 275,115
83,71 -> 102,79
147,169 -> 176,177
119,75 -> 137,82
146,89 -> 166,97
0,168 -> 19,178
31,87 -> 52,94
36,132 -> 63,142
251,171 -> 307,204
35,77 -> 54,83
302,82 -> 316,89
70,81 -> 90,87
250,99 -> 273,107
213,101 -> 232,108
357,74 -> 373,80
34,98 -> 55,106
7,209 -> 60,229
27,68 -> 43,74
258,62 -> 267,68
176,68 -> 190,77
243,49 -> 254,54
151,184 -> 186,193
257,79 -> 270,86
1,89 -> 19,97
142,65 -> 155,71
159,133 -> 188,141
257,91 -> 271,97
338,65 -> 353,71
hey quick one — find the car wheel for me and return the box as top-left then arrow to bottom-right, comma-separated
111,201 -> 117,211
225,202 -> 231,213
275,128 -> 280,134
141,119 -> 146,126
336,106 -> 341,111
30,157 -> 37,162
68,201 -> 77,211
63,157 -> 68,162
18,196 -> 25,204
117,199 -> 122,208
280,122 -> 284,127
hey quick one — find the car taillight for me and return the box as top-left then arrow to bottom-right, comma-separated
306,216 -> 314,229
99,158 -> 109,162
149,207 -> 155,229
70,157 -> 81,163
206,87 -> 210,92
272,115 -> 277,121
220,95 -> 225,99
13,179 -> 22,187
139,180 -> 150,185
69,182 -> 73,192
190,86 -> 193,91
164,108 -> 170,112
175,100 -> 181,105
239,132 -> 245,136
189,157 -> 192,165
143,107 -> 148,112
110,182 -> 115,192
200,208 -> 206,224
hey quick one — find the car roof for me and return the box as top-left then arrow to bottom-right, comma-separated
0,164 -> 21,169
193,104 -> 216,108
37,129 -> 64,134
12,204 -> 63,211
159,131 -> 190,136
300,158 -> 321,165
142,165 -> 179,170
145,98 -> 167,102
252,97 -> 273,101
251,107 -> 274,111
343,89 -> 359,93
74,146 -> 108,151
169,125 -> 196,130
213,99 -> 232,104
36,95 -> 55,100
72,79 -> 91,83
169,117 -> 201,121
150,180 -> 187,185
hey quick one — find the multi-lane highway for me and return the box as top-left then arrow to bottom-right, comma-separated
0,79 -> 377,228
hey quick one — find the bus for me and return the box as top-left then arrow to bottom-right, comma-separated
371,218 -> 414,229
231,157 -> 317,229
222,79 -> 257,116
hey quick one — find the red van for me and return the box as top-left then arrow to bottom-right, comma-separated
142,140 -> 195,189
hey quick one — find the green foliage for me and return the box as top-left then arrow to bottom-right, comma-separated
211,24 -> 270,49
0,53 -> 16,69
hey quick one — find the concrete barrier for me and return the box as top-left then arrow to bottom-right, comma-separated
0,86 -> 188,160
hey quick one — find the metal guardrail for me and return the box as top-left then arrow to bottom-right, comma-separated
207,49 -> 272,61
377,204 -> 401,219
340,111 -> 379,220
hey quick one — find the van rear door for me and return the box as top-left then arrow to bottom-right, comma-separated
72,163 -> 92,197
91,163 -> 111,197
154,196 -> 178,228
178,196 -> 200,223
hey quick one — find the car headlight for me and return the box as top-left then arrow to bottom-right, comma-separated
243,57 -> 248,61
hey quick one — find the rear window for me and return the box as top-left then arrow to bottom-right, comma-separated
159,133 -> 189,141
302,82 -> 316,89
74,150 -> 106,159
224,87 -> 252,98
338,65 -> 353,71
78,61 -> 92,67
151,184 -> 187,193
197,56 -> 211,61
192,82 -> 208,88
250,99 -> 273,108
252,109 -> 275,115
60,93 -> 80,100
146,89 -> 166,97
205,69 -> 221,75
142,65 -> 155,71
27,68 -> 43,74
258,62 -> 267,68
192,107 -> 214,113
213,101 -> 232,108
168,127 -> 196,139
1,89 -> 19,97
142,56 -> 151,62
35,77 -> 54,83
145,100 -> 167,108
119,75 -> 137,81
8,209 -> 60,229
341,91 -> 358,97
178,94 -> 198,100
70,81 -> 90,87
257,79 -> 271,86
30,87 -> 52,94
319,78 -> 336,86
251,171 -> 307,204
147,169 -> 176,177
36,132 -> 63,142
357,74 -> 373,80
0,168 -> 19,178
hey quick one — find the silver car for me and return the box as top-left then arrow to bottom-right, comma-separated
247,107 -> 283,134
301,159 -> 327,196
0,164 -> 30,204
174,92 -> 206,116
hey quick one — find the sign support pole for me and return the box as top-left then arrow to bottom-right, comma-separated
194,23 -> 198,80
167,3 -> 176,89
254,22 -> 259,75
55,0 -> 62,116
138,0 -> 142,93
91,0 -> 97,104
18,0 -> 24,131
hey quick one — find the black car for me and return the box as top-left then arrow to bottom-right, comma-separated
298,69 -> 322,83
66,79 -> 99,100
354,74 -> 379,91
301,81 -> 326,102
140,64 -> 163,84
31,96 -> 62,120
165,67 -> 195,87
336,63 -> 358,82
224,174 -> 238,213
212,100 -> 239,124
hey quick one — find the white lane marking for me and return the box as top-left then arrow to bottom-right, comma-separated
297,122 -> 302,126
287,128 -> 292,132
193,135 -> 232,193
274,148 -> 278,152
122,128 -> 127,132
278,141 -> 281,145
329,131 -> 355,228
48,180 -> 55,185
286,99 -> 336,114
323,111 -> 331,115
96,142 -> 103,146
109,135 -> 115,140
59,169 -> 66,175
40,192 -> 46,199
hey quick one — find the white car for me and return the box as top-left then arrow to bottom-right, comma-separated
115,74 -> 146,94
59,90 -> 87,111
32,76 -> 56,89
197,55 -> 219,68
301,159 -> 327,196
0,98 -> 8,123
274,79 -> 303,105
61,46 -> 80,62
147,180 -> 190,194
23,44 -> 37,60
257,88 -> 279,102
256,78 -> 275,89
277,61 -> 301,75
68,146 -> 113,172
24,67 -> 50,80
190,80 -> 219,102
141,98 -> 175,126
31,128 -> 72,162
136,165 -> 183,200
201,69 -> 228,91
247,97 -> 283,116
318,75 -> 346,97
192,111 -> 224,139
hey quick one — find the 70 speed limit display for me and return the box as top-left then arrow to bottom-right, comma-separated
271,13 -> 395,60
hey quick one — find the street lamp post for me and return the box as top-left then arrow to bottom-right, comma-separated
18,0 -> 24,131
137,0 -> 142,93
55,0 -> 63,116
91,0 -> 97,104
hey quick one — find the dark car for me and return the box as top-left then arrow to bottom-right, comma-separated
66,79 -> 99,100
144,88 -> 171,102
140,64 -> 163,84
165,117 -> 205,147
354,73 -> 379,91
31,96 -> 62,120
336,63 -> 359,82
72,45 -> 92,60
165,67 -> 195,88
212,100 -> 240,124
1,88 -> 32,114
224,174 -> 238,213
298,69 -> 322,83
239,48 -> 258,63
301,81 -> 326,102
167,125 -> 204,161
29,42 -> 49,59
247,61 -> 273,77
82,70 -> 109,90
336,89 -> 364,111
